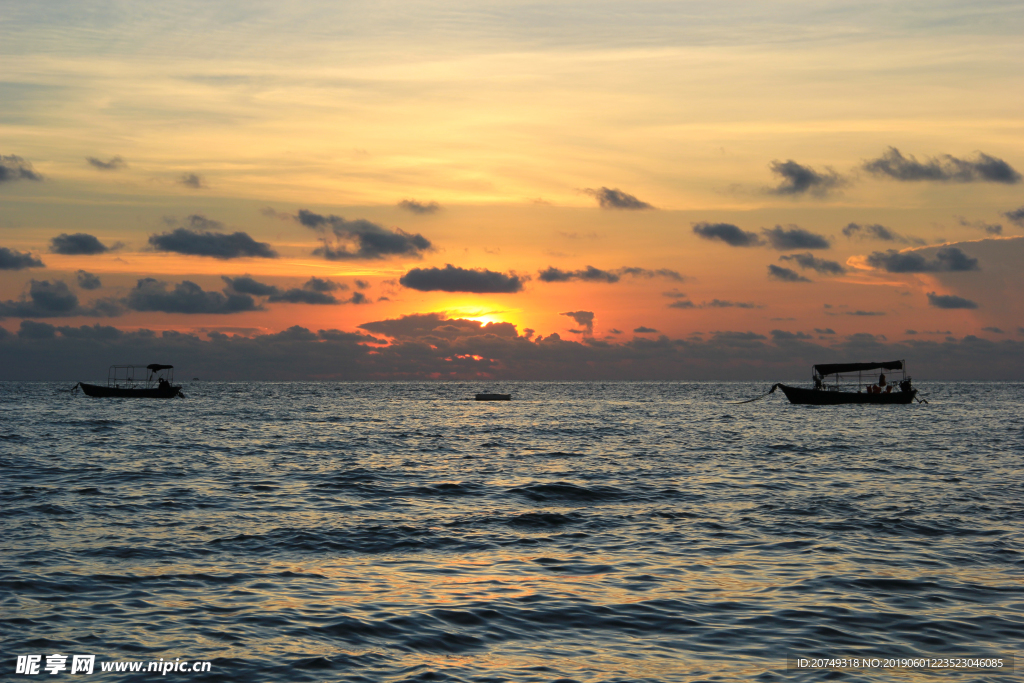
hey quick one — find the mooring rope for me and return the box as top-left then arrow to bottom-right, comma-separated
729,383 -> 781,404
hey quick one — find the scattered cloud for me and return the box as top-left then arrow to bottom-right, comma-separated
762,225 -> 830,250
581,187 -> 653,210
297,210 -> 431,260
863,147 -> 1022,184
767,160 -> 844,196
771,330 -> 813,340
0,155 -> 43,183
359,312 -> 518,342
562,311 -> 595,334
668,299 -> 695,309
126,278 -> 260,314
692,222 -> 763,247
767,265 -> 811,282
76,270 -> 102,290
1003,207 -> 1024,226
617,267 -> 684,281
354,279 -> 370,289
957,217 -> 1002,235
778,252 -> 845,274
927,292 -> 979,309
845,310 -> 885,316
400,264 -> 525,293
222,275 -> 280,297
983,326 -> 1005,334
539,265 -> 619,283
50,232 -> 116,255
149,215 -> 277,259
398,199 -> 441,214
865,247 -> 979,273
703,299 -> 759,309
633,326 -> 658,333
842,222 -> 922,244
0,279 -> 121,319
0,247 -> 45,270
178,173 -> 207,189
815,328 -> 836,335
86,156 -> 125,170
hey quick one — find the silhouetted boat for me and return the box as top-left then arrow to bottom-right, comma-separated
772,360 -> 919,405
74,364 -> 184,399
475,393 -> 511,401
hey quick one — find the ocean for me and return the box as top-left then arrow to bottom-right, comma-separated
2,381 -> 1021,682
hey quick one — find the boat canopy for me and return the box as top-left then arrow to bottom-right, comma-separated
813,360 -> 903,376
146,364 -> 174,371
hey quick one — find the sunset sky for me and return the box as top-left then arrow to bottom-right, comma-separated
2,1 -> 1022,379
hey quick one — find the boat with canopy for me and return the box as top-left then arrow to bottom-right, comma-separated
74,364 -> 184,399
770,360 -> 919,405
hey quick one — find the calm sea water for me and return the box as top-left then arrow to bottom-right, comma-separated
2,382 -> 1021,682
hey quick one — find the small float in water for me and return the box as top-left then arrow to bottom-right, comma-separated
475,393 -> 511,401
73,364 -> 184,399
770,360 -> 920,405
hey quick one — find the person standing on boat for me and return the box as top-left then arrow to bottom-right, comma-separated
878,372 -> 886,388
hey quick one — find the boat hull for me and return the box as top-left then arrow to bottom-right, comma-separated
79,383 -> 182,399
777,384 -> 916,405
475,393 -> 511,401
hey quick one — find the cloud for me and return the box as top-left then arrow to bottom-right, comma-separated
845,310 -> 885,316
86,156 -> 125,170
126,278 -> 260,314
767,160 -> 844,196
359,312 -> 518,342
582,187 -> 653,210
400,264 -> 525,293
778,252 -> 845,274
149,215 -> 278,259
815,328 -> 836,335
76,270 -> 102,290
703,299 -> 759,308
668,299 -> 695,309
297,210 -> 432,260
767,265 -> 811,282
771,330 -> 813,340
863,147 -> 1022,184
0,280 -> 121,319
222,275 -> 280,296
842,222 -> 921,244
398,199 -> 441,214
178,173 -> 207,189
957,217 -> 1002,235
762,225 -> 830,250
0,247 -> 44,270
927,292 -> 979,309
983,327 -> 1005,334
354,279 -> 370,289
562,310 -> 595,334
0,155 -> 43,183
539,266 -> 683,284
267,277 -> 364,305
17,320 -> 57,339
692,222 -> 763,247
865,247 -> 979,273
633,326 -> 658,333
50,232 -> 115,255
1003,207 -> 1024,226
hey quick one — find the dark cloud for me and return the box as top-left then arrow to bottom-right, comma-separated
778,252 -> 845,274
842,222 -> 921,244
398,199 -> 441,215
582,187 -> 653,210
845,310 -> 885,316
957,217 -> 1002,235
0,280 -> 121,319
703,299 -> 759,308
76,270 -> 102,290
539,266 -> 619,283
0,155 -> 43,183
3,316 -> 1024,381
927,292 -> 979,309
767,160 -> 844,196
633,326 -> 658,333
149,215 -> 277,259
762,225 -> 830,250
17,320 -> 57,339
692,222 -> 763,247
815,328 -> 836,335
126,278 -> 260,314
222,275 -> 280,297
297,210 -> 432,260
355,279 -> 370,289
179,173 -> 207,189
865,247 -> 979,273
863,147 -> 1022,184
50,233 -> 113,255
982,327 -> 1005,334
771,330 -> 813,340
0,247 -> 45,270
1003,207 -> 1024,226
767,265 -> 811,282
617,267 -> 684,281
400,264 -> 525,293
86,156 -> 125,170
266,277 -> 359,305
562,311 -> 595,334
668,299 -> 695,309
